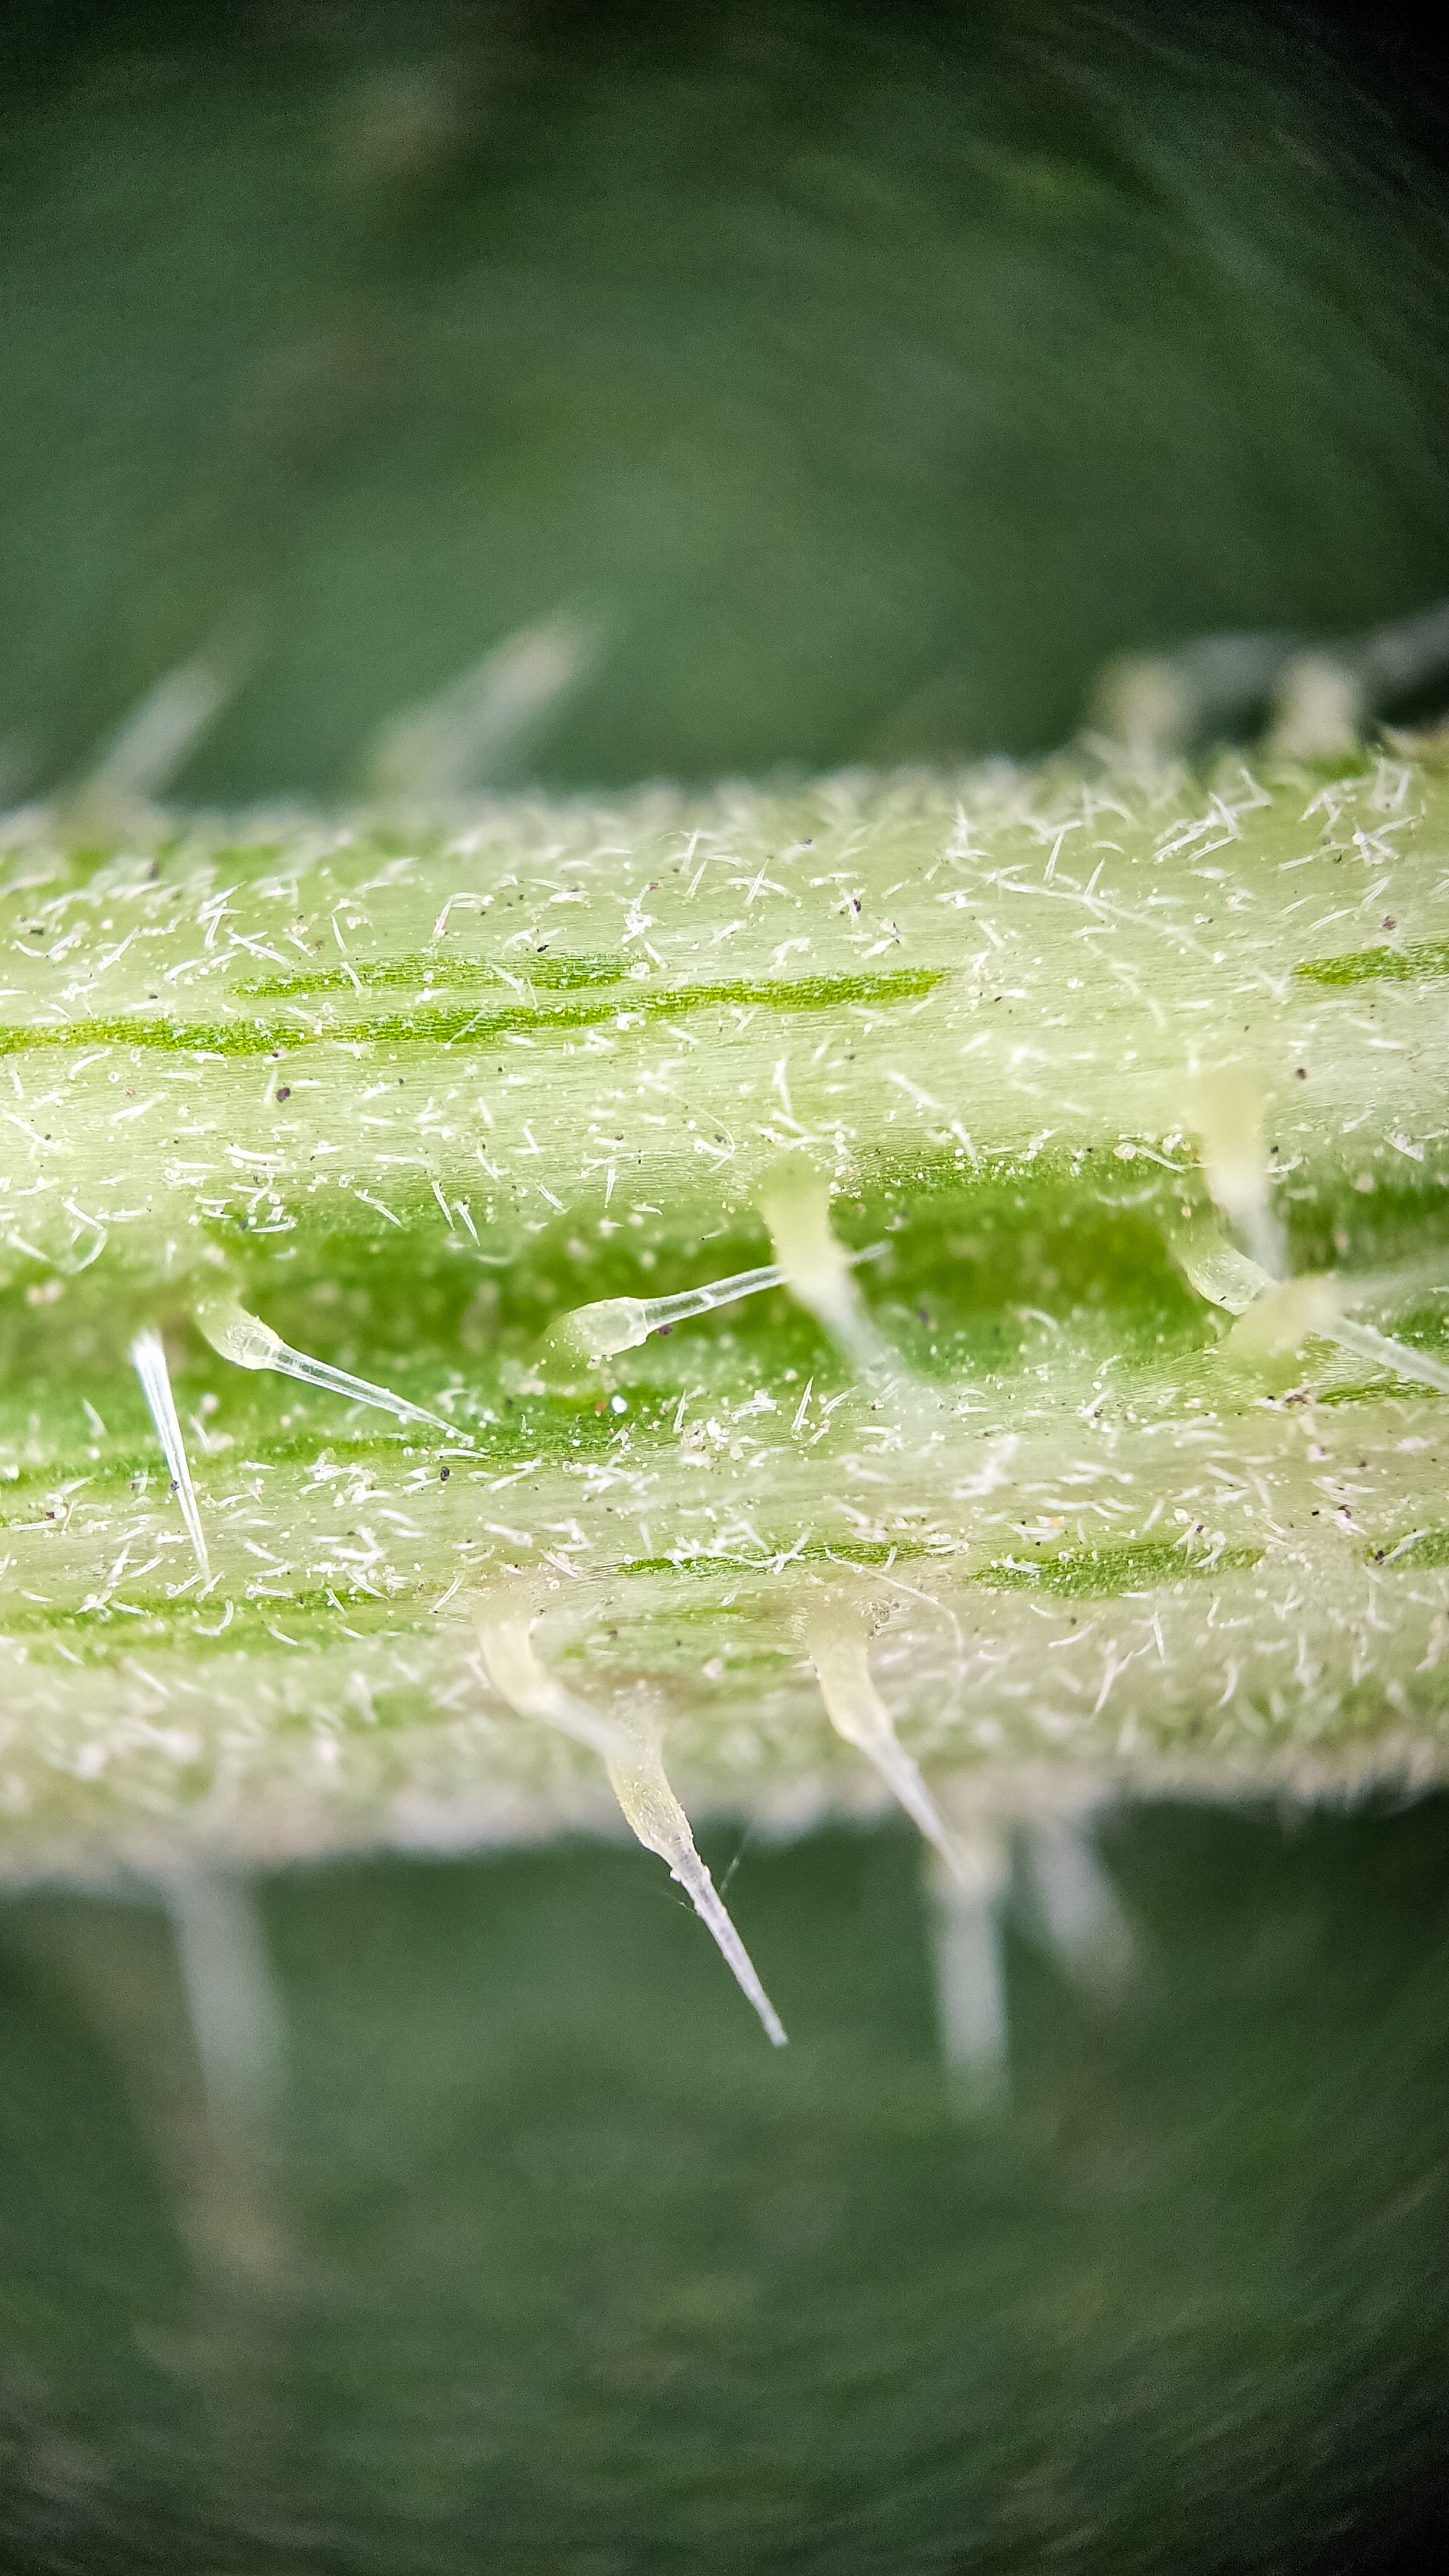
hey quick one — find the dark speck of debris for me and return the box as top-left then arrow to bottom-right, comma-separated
1295,1067 -> 1307,1079
439,1464 -> 450,1482
1384,916 -> 1396,930
276,1086 -> 291,1102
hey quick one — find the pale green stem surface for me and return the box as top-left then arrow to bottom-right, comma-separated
3,747 -> 1449,1886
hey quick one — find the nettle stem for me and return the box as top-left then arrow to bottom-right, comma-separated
3,749 -> 1449,2021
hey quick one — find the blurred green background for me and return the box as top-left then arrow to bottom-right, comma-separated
4,2 -> 1449,2567
4,1803 -> 1449,2575
3,0 -> 1448,800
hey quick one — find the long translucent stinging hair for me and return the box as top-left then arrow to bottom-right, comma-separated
473,1586 -> 787,2045
129,1328 -> 210,1579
